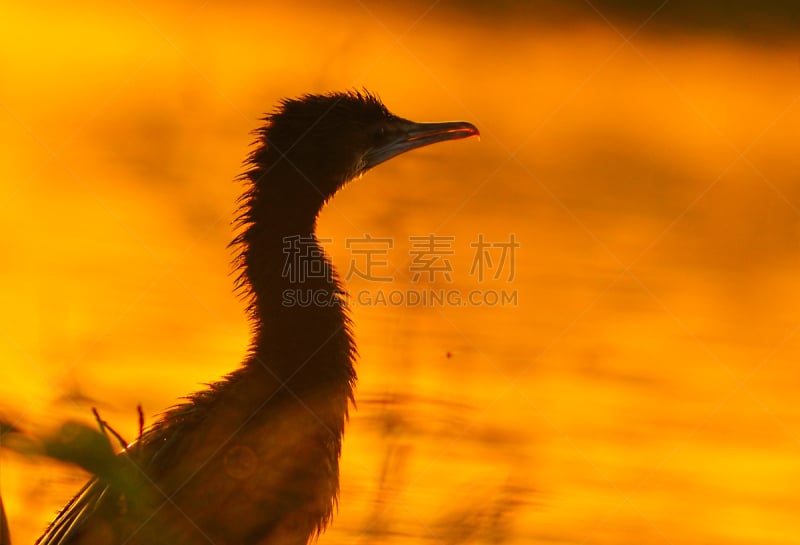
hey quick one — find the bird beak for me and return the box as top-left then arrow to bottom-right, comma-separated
363,119 -> 479,171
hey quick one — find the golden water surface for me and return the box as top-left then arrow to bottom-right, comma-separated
1,2 -> 799,544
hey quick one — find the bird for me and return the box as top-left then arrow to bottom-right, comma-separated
37,90 -> 479,545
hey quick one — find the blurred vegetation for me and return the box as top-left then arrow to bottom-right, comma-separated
451,0 -> 800,40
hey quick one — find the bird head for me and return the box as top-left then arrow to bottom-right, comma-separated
253,90 -> 479,207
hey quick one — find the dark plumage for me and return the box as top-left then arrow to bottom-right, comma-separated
38,90 -> 478,545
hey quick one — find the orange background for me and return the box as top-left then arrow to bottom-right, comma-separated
1,2 -> 800,544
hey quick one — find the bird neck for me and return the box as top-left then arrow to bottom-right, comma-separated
233,162 -> 356,403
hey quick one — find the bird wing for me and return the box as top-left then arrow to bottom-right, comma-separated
35,406 -> 196,545
37,478 -> 109,545
37,375 -> 343,545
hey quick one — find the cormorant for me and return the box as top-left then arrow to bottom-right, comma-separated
38,90 -> 478,545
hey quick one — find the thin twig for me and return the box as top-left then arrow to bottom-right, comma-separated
92,407 -> 129,451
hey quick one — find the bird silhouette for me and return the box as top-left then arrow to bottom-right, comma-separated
37,90 -> 478,545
